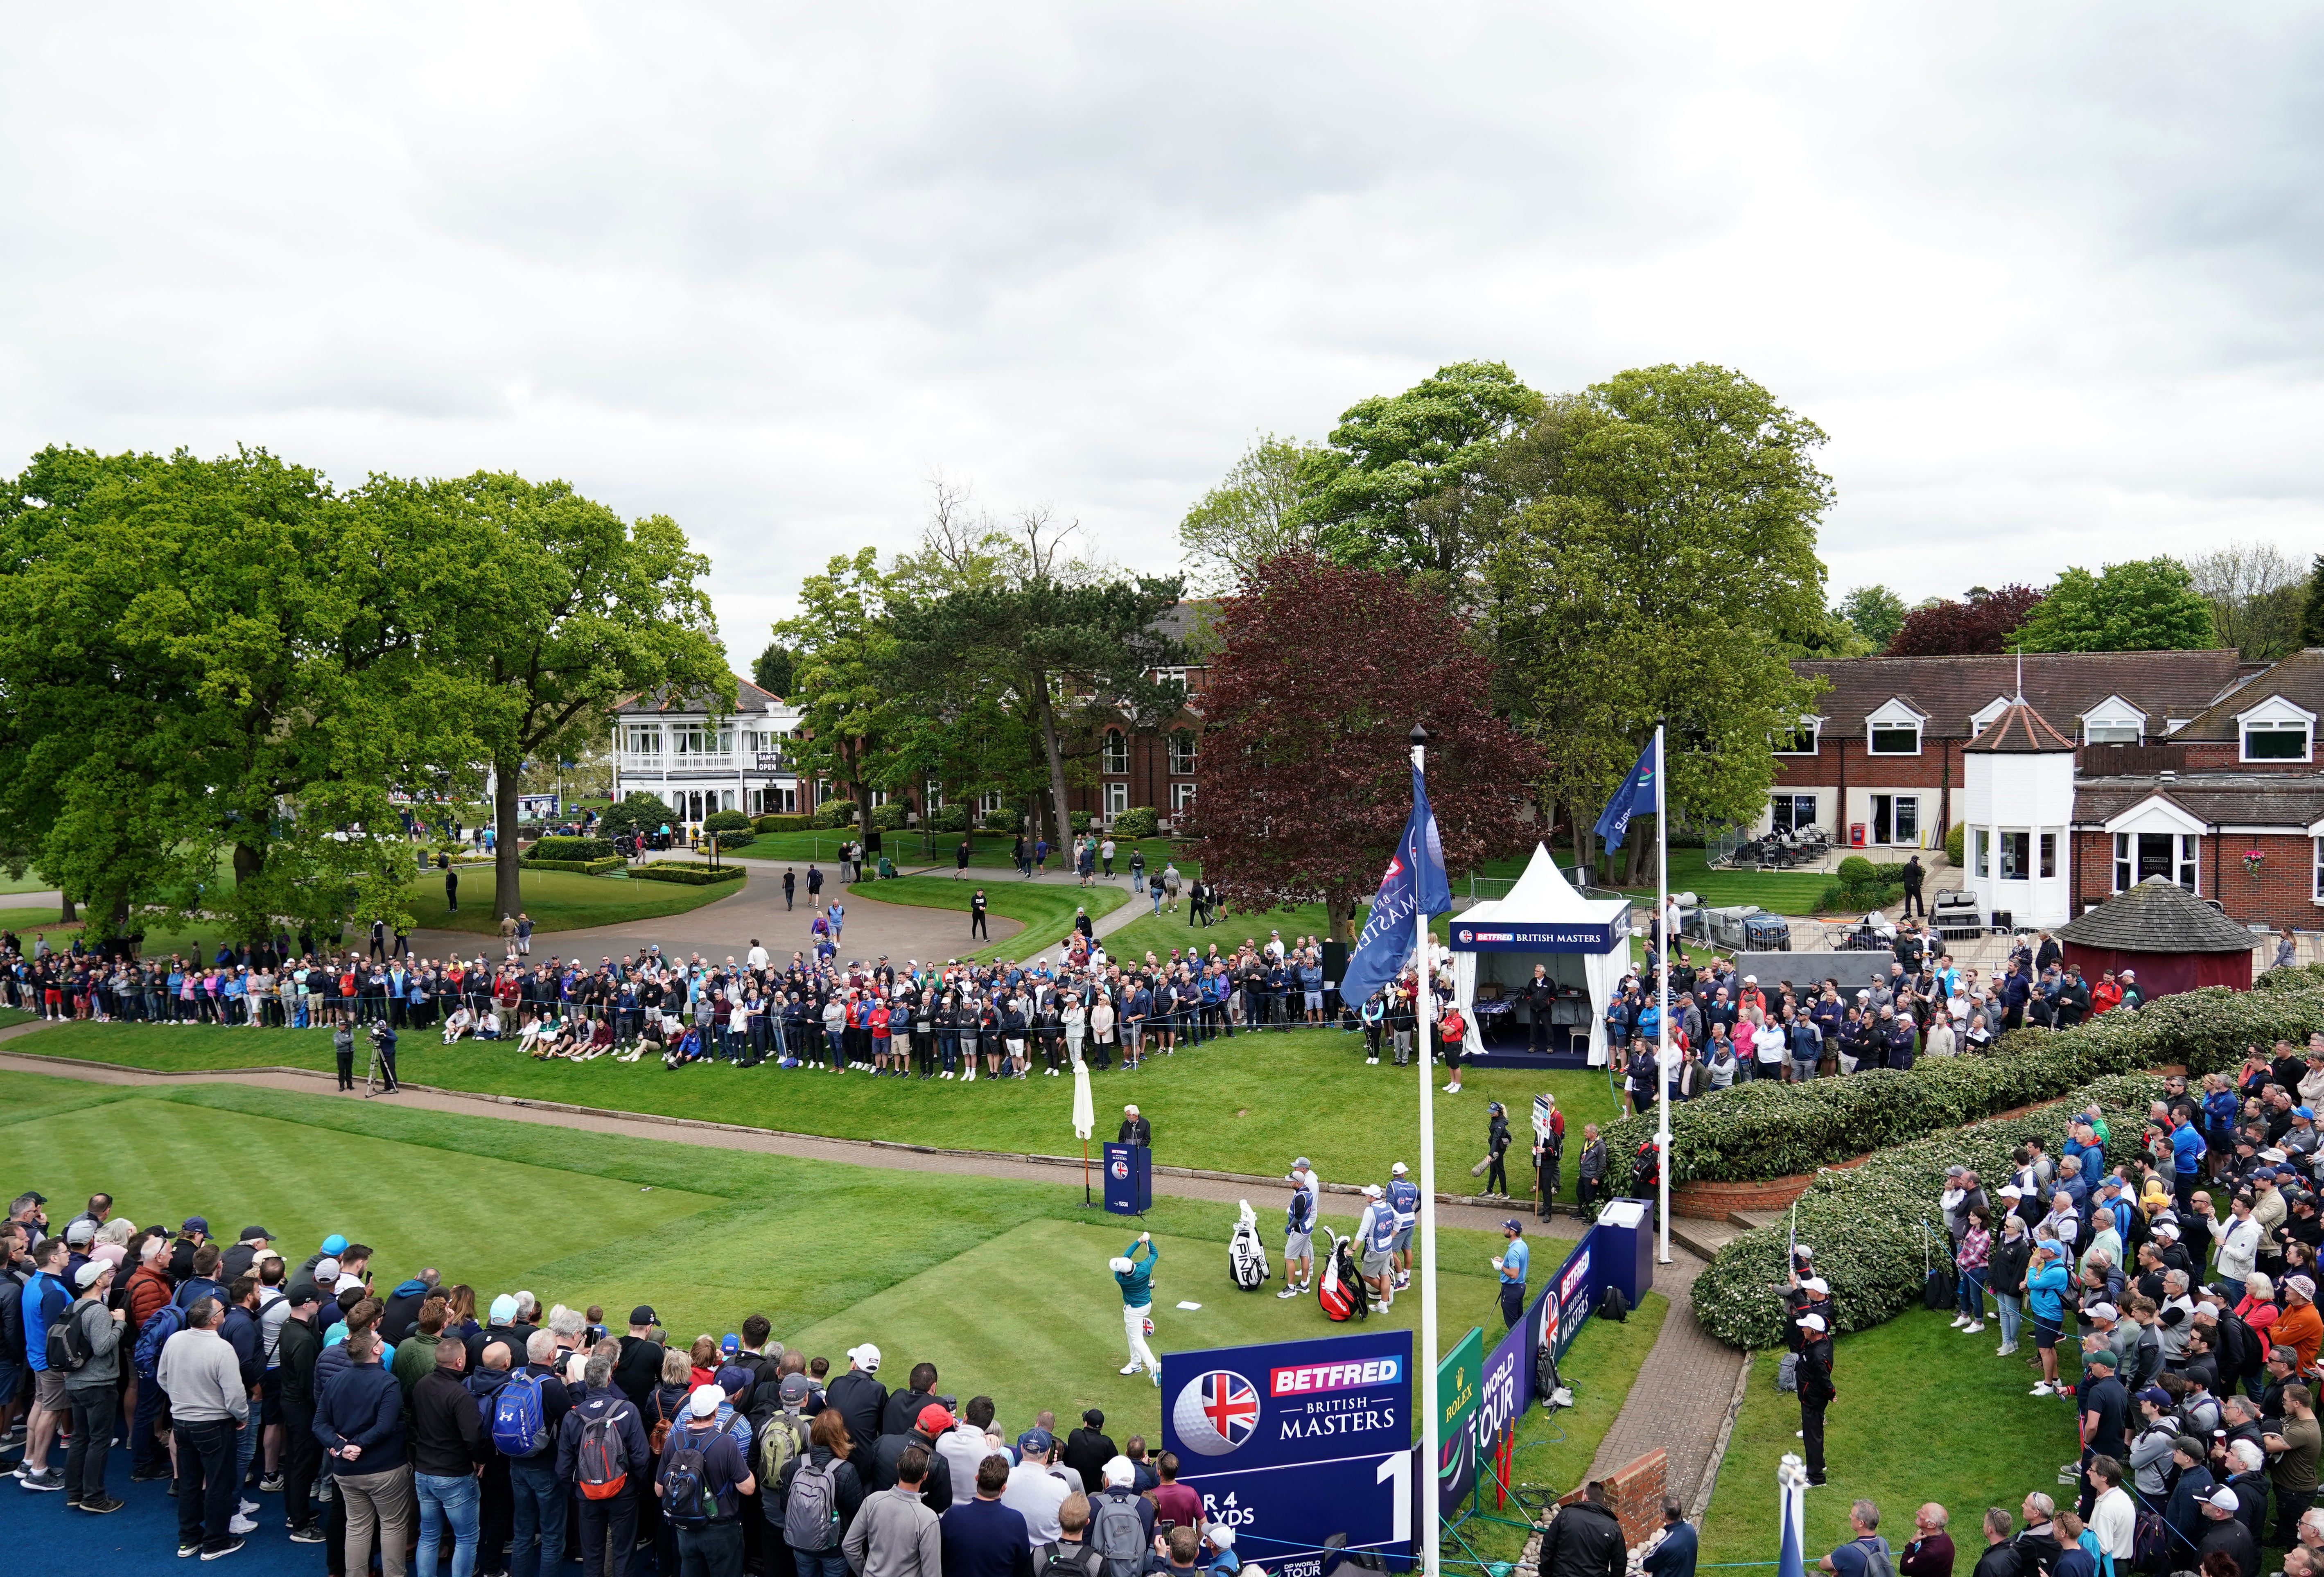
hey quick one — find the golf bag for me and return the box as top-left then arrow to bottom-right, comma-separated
1229,1200 -> 1272,1290
1318,1228 -> 1369,1322
1629,1140 -> 1660,1197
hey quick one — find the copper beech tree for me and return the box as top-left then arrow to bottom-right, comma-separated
1190,554 -> 1547,942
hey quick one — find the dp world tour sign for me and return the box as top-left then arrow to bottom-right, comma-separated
1162,1329 -> 1414,1575
1450,916 -> 1627,955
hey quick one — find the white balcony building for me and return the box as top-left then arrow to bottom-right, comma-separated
611,675 -> 806,823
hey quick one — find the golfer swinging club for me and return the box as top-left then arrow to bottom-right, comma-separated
1111,1232 -> 1163,1386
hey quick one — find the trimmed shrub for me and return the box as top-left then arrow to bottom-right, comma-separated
702,809 -> 752,834
1816,879 -> 1902,914
524,835 -> 616,863
598,792 -> 675,842
753,813 -> 816,833
1070,811 -> 1096,833
978,810 -> 1019,833
1835,855 -> 1876,884
1870,861 -> 1906,882
522,856 -> 627,876
869,803 -> 907,831
1691,1072 -> 2162,1348
813,800 -> 857,828
1945,822 -> 1965,866
1599,975 -> 2324,1186
629,862 -> 748,886
1112,806 -> 1160,840
924,805 -> 971,834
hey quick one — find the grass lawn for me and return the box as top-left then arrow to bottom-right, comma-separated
1700,1308 -> 2080,1563
15,1020 -> 1625,1202
848,875 -> 1129,964
0,904 -> 77,934
1106,902 -> 1330,966
0,1067 -> 1548,1430
1612,848 -> 1829,915
1449,1292 -> 1671,1572
0,869 -> 58,895
399,865 -> 742,936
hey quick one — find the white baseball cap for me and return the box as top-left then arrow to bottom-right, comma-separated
689,1384 -> 723,1418
1391,1162 -> 1409,1176
847,1344 -> 881,1373
1798,1313 -> 1826,1332
1363,1184 -> 1384,1198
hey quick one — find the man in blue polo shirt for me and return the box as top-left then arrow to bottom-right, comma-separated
1493,1221 -> 1530,1331
16,1235 -> 72,1491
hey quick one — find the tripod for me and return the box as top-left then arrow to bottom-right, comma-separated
363,1027 -> 397,1098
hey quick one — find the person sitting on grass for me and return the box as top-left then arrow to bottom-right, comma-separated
663,1024 -> 705,1071
440,1003 -> 474,1044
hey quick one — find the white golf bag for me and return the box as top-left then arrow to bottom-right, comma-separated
1229,1199 -> 1272,1290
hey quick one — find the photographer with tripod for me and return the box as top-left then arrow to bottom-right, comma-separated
367,1021 -> 400,1096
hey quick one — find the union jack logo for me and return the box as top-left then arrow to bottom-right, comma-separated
1197,1371 -> 1259,1445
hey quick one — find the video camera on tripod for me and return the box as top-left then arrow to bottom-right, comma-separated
363,1019 -> 399,1098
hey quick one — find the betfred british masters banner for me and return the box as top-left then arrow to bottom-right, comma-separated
1161,1329 -> 1415,1574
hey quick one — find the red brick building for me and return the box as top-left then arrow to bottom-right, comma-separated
1770,647 -> 2324,929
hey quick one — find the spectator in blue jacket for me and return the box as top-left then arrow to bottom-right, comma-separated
2172,1114 -> 2209,1213
2027,1242 -> 2075,1399
558,1350 -> 650,1577
1643,1499 -> 1698,1577
314,1327 -> 411,1577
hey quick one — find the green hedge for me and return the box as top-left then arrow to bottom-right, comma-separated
813,801 -> 857,828
1945,822 -> 1965,866
629,862 -> 748,886
1692,1072 -> 2162,1348
924,805 -> 971,834
1816,879 -> 1902,913
702,809 -> 752,835
525,835 -> 617,862
1600,970 -> 2324,1186
1112,807 -> 1159,839
869,804 -> 907,831
522,856 -> 627,876
753,813 -> 816,834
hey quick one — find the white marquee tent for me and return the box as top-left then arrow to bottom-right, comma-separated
1448,843 -> 1633,1066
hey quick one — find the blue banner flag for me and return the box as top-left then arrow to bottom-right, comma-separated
1592,737 -> 1660,854
1340,765 -> 1454,1008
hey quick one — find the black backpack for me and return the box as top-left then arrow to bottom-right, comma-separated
662,1428 -> 719,1529
46,1306 -> 94,1374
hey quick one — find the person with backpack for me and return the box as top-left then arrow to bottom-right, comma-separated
499,1329 -> 574,1577
59,1259 -> 125,1512
1034,1493 -> 1105,1577
413,1339 -> 489,1577
160,1297 -> 254,1559
1820,1500 -> 1895,1577
1088,1457 -> 1156,1577
780,1406 -> 865,1577
843,1441 -> 943,1577
658,1383 -> 757,1577
559,1349 -> 651,1577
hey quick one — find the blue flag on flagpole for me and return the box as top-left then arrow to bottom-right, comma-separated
1593,738 -> 1660,854
1340,765 -> 1454,1009
1776,1459 -> 1808,1577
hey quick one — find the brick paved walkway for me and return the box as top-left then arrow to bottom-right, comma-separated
1586,1240 -> 1749,1514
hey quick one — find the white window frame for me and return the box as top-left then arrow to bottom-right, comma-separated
2315,837 -> 2324,904
1167,728 -> 1199,775
623,723 -> 662,755
1973,829 -> 1990,879
2243,718 -> 2315,763
1998,829 -> 2031,881
2112,830 -> 2200,894
1100,729 -> 1130,775
1172,782 -> 1198,814
1773,716 -> 1823,756
1103,782 -> 1129,818
925,779 -> 944,810
1968,697 -> 2012,739
2078,695 -> 2147,746
1865,698 -> 1927,757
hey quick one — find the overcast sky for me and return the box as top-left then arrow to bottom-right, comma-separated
5,4 -> 2321,663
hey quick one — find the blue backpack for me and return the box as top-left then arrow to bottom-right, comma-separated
492,1371 -> 549,1457
134,1304 -> 188,1380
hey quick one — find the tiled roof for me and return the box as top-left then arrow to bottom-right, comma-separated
1790,650 -> 2243,740
1962,701 -> 2076,754
2071,772 -> 2324,828
612,673 -> 764,716
2171,649 -> 2324,741
2056,877 -> 2257,953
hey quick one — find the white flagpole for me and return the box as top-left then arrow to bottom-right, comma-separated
1413,727 -> 1440,1577
1654,723 -> 1671,1265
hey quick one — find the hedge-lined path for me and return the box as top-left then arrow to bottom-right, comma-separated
1582,1241 -> 1749,1518
0,1018 -> 1527,1235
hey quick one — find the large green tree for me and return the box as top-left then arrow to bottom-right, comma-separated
1177,433 -> 1326,594
2188,542 -> 2304,660
2008,557 -> 2217,652
0,445 -> 468,942
1302,360 -> 1545,582
1834,584 -> 1907,652
418,472 -> 727,917
776,548 -> 907,833
1483,364 -> 1832,879
2303,554 -> 2324,651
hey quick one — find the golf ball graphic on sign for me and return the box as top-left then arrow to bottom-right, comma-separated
1172,1369 -> 1260,1456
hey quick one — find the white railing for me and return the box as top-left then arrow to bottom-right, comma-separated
619,753 -> 736,774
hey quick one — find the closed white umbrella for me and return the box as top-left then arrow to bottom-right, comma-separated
1073,1062 -> 1096,1205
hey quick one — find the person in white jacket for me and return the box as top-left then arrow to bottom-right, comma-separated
2216,1195 -> 2266,1301
2087,1459 -> 2136,1568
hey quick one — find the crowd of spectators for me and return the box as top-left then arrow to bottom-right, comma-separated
1,1189 -> 1253,1577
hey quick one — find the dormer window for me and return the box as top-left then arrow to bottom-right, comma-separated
1866,698 -> 1926,755
2239,695 -> 2317,764
1969,697 -> 2011,739
2080,696 -> 2147,747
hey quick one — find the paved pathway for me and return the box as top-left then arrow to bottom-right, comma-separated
1583,1241 -> 1748,1516
404,859 -> 1159,969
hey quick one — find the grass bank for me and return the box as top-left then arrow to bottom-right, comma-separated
845,875 -> 1127,963
399,865 -> 743,935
